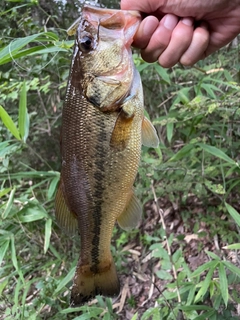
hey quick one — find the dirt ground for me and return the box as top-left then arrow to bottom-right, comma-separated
97,196 -> 240,319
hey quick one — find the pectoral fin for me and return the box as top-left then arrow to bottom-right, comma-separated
117,191 -> 142,231
142,116 -> 159,148
55,179 -> 78,235
110,106 -> 134,151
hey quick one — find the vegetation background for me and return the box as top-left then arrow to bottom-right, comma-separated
1,0 -> 240,319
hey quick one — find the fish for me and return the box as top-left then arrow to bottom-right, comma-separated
55,5 -> 159,306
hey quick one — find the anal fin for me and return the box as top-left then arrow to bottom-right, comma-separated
142,116 -> 159,148
55,179 -> 78,235
117,190 -> 142,231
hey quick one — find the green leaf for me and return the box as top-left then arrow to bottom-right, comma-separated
0,32 -> 59,65
11,236 -> 24,283
180,305 -> 212,311
0,170 -> 59,180
186,285 -> 196,305
2,187 -> 16,219
218,263 -> 228,307
47,176 -> 60,200
0,240 -> 10,266
154,63 -> 171,84
169,144 -> 195,162
44,218 -> 52,254
194,265 -> 217,302
167,122 -> 174,143
155,269 -> 173,280
54,266 -> 75,294
191,260 -> 218,278
18,81 -> 28,142
222,261 -> 240,277
198,144 -> 236,165
192,310 -> 216,320
0,105 -> 21,140
131,313 -> 138,320
222,243 -> 240,250
225,202 -> 240,227
0,188 -> 12,198
17,202 -> 48,222
205,251 -> 221,261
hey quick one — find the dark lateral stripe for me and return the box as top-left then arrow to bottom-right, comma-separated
90,122 -> 107,272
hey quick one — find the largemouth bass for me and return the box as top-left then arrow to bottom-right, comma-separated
55,5 -> 159,306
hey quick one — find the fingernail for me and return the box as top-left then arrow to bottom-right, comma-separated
142,16 -> 159,36
163,14 -> 178,30
182,17 -> 193,26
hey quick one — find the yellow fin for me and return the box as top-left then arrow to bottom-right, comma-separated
142,116 -> 159,148
55,180 -> 78,235
117,191 -> 142,231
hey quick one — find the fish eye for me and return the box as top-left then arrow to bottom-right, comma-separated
79,35 -> 93,52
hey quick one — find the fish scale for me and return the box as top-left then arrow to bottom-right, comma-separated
55,5 -> 159,305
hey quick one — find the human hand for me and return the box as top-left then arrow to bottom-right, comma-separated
121,0 -> 240,67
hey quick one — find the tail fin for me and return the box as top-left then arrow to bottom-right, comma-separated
70,260 -> 120,306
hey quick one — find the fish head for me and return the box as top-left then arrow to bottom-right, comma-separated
70,5 -> 141,111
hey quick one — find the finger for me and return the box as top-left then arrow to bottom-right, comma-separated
133,16 -> 159,49
180,23 -> 210,66
140,14 -> 179,63
158,17 -> 194,68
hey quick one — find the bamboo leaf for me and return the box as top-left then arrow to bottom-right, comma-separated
169,144 -> 195,162
167,122 -> 174,143
154,63 -> 171,84
192,310 -> 216,320
10,236 -> 24,283
0,187 -> 12,198
0,240 -> 10,266
180,305 -> 212,311
191,260 -> 219,278
205,251 -> 221,261
54,266 -> 76,294
18,81 -> 28,142
218,263 -> 228,307
225,202 -> 240,227
44,218 -> 52,254
17,202 -> 48,223
47,176 -> 60,200
198,144 -> 236,165
194,264 -> 217,302
0,32 -> 59,65
222,243 -> 240,250
222,261 -> 240,277
0,105 -> 21,140
2,187 -> 16,219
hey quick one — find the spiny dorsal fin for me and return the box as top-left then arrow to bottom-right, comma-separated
117,190 -> 142,231
55,180 -> 78,235
142,116 -> 159,148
